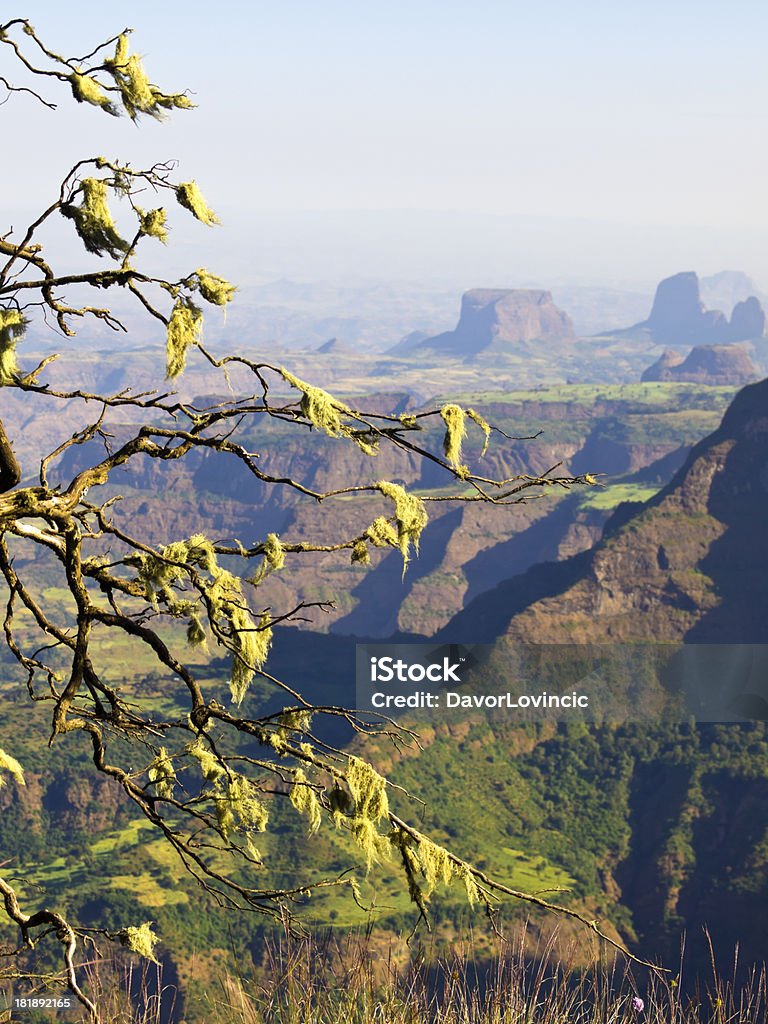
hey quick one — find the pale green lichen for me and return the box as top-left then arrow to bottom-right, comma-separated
458,863 -> 480,906
112,32 -> 129,67
119,922 -> 160,963
196,268 -> 236,306
365,517 -> 400,549
345,756 -> 390,869
374,482 -> 428,574
138,207 -> 168,243
0,747 -> 24,788
281,368 -> 350,437
440,404 -> 467,469
278,708 -> 313,734
229,608 -> 271,706
68,70 -> 117,114
176,181 -> 219,225
351,539 -> 371,565
215,774 -> 269,837
391,829 -> 480,910
137,533 -> 215,608
466,407 -> 491,456
251,533 -> 286,583
106,34 -> 194,120
350,433 -> 380,456
280,369 -> 377,455
148,747 -> 176,799
186,736 -> 225,783
0,308 -> 25,384
245,834 -> 264,865
166,297 -> 203,378
289,768 -> 322,835
265,730 -> 287,755
415,837 -> 453,896
351,817 -> 391,871
61,177 -> 128,258
137,534 -> 270,703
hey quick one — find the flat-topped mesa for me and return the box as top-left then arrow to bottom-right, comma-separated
640,271 -> 766,346
641,343 -> 760,386
418,288 -> 576,357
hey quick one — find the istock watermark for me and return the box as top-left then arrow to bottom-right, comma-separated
355,642 -> 768,724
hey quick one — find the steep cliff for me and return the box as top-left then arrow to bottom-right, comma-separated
631,271 -> 766,347
415,289 -> 576,357
449,375 -> 768,645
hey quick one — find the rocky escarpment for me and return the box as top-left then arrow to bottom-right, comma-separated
631,271 -> 766,347
413,288 -> 576,358
448,376 -> 768,644
642,344 -> 760,386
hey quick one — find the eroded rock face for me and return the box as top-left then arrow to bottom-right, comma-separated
642,344 -> 760,386
418,288 -> 575,356
641,349 -> 685,381
452,376 -> 768,645
638,272 -> 766,346
730,296 -> 766,341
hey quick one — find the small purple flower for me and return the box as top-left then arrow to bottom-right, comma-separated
632,996 -> 645,1014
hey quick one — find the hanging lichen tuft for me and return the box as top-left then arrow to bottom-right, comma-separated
346,756 -> 389,822
138,207 -> 168,243
351,539 -> 371,565
374,482 -> 428,574
176,181 -> 219,225
0,747 -> 25,788
279,368 -> 380,454
69,70 -> 117,114
251,533 -> 286,584
466,408 -> 492,456
229,608 -> 272,706
281,368 -> 350,437
136,532 -> 215,609
278,708 -> 313,734
214,774 -> 269,838
0,308 -> 26,384
148,747 -> 176,799
105,33 -> 193,120
414,837 -> 453,896
440,404 -> 467,470
365,517 -> 400,549
60,177 -> 128,258
458,863 -> 480,906
289,768 -> 322,835
186,735 -> 225,783
345,756 -> 391,869
166,297 -> 203,378
119,922 -> 160,964
196,269 -> 236,306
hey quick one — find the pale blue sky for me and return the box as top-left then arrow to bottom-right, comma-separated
5,2 -> 768,285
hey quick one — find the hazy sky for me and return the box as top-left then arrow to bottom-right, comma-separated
4,2 -> 768,286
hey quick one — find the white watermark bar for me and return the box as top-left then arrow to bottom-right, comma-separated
355,643 -> 768,724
